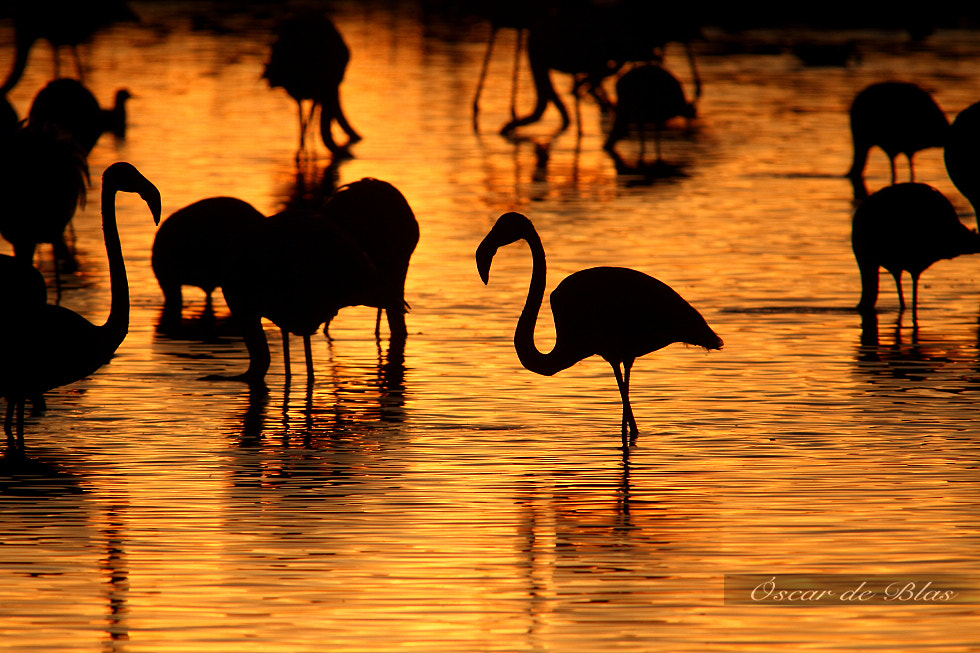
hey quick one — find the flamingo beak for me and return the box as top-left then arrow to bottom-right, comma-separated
475,240 -> 496,285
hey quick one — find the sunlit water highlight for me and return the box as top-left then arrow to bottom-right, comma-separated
2,3 -> 980,651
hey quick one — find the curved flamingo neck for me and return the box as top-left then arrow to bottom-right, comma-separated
513,225 -> 567,377
101,182 -> 128,349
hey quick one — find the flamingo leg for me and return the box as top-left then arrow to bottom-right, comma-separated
304,334 -> 314,381
472,25 -> 497,131
612,358 -> 638,446
510,29 -> 524,122
889,156 -> 898,185
911,272 -> 921,322
281,329 -> 292,382
891,270 -> 905,310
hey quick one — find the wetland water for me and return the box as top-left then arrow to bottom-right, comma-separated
2,3 -> 980,651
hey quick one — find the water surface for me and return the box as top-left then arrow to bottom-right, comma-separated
2,3 -> 980,651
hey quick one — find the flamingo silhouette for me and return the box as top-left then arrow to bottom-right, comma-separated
0,254 -> 49,419
500,5 -> 701,136
1,162 -> 161,447
603,64 -> 696,163
320,178 -> 419,337
263,10 -> 361,157
0,0 -> 138,94
852,183 -> 980,318
0,121 -> 89,277
151,196 -> 266,325
476,212 -> 722,445
219,208 -> 380,386
29,78 -> 132,155
846,81 -> 949,185
944,100 -> 980,212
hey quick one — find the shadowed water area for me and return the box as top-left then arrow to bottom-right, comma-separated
2,2 -> 980,651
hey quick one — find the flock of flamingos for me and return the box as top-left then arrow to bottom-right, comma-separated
3,3 -> 980,453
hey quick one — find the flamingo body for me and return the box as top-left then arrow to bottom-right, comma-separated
852,183 -> 980,315
151,196 -> 266,321
0,122 -> 88,269
29,78 -> 131,154
476,212 -> 721,443
263,10 -> 360,156
604,64 -> 696,161
847,81 -> 949,184
944,100 -> 980,211
321,178 -> 419,336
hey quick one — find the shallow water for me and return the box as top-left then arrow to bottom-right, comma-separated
2,3 -> 980,651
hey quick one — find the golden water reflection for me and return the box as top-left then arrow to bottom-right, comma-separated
2,2 -> 980,651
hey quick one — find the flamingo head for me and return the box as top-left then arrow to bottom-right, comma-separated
476,212 -> 534,284
103,161 -> 162,224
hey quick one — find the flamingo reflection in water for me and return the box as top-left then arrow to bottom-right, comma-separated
1,162 -> 161,448
476,212 -> 722,447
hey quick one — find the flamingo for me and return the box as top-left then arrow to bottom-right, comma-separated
476,212 -> 722,445
1,162 -> 161,448
151,196 -> 266,324
263,10 -> 361,157
603,64 -> 696,163
852,183 -> 980,318
500,4 -> 701,136
219,208 -> 380,386
320,178 -> 419,337
0,121 -> 89,277
0,0 -> 138,94
944,100 -> 980,213
29,78 -> 132,155
846,81 -> 949,185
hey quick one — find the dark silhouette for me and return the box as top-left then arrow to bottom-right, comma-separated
846,81 -> 949,185
852,183 -> 980,319
0,121 -> 89,277
1,162 -> 160,447
216,178 -> 418,385
500,4 -> 701,136
263,10 -> 361,158
151,196 -> 266,326
471,2 -> 544,132
0,254 -> 48,417
0,0 -> 138,94
218,209 -> 380,386
1,95 -> 17,133
943,100 -> 980,213
476,212 -> 722,445
603,64 -> 696,164
320,178 -> 419,337
29,79 -> 132,154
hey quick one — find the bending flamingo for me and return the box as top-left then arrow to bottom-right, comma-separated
852,183 -> 980,319
476,212 -> 722,445
1,162 -> 160,448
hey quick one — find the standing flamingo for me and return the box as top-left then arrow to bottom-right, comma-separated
263,10 -> 361,157
603,64 -> 696,164
476,212 -> 722,445
846,81 -> 949,185
0,0 -> 138,94
218,208 -> 380,386
29,79 -> 132,154
1,162 -> 161,447
321,178 -> 419,338
0,121 -> 89,277
151,196 -> 266,325
852,183 -> 980,319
